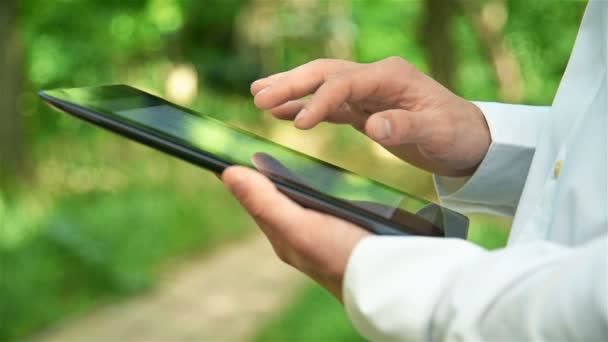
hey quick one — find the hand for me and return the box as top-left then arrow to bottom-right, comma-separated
250,57 -> 491,177
222,166 -> 370,301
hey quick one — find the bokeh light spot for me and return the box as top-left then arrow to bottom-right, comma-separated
30,36 -> 61,84
110,14 -> 135,40
165,64 -> 198,105
147,0 -> 183,33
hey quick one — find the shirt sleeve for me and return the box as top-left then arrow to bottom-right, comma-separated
343,234 -> 608,341
433,102 -> 550,217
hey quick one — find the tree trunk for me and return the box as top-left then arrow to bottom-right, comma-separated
0,0 -> 26,187
420,0 -> 457,90
460,0 -> 524,102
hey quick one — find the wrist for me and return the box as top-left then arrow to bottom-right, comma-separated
327,228 -> 371,303
461,102 -> 492,176
448,101 -> 491,177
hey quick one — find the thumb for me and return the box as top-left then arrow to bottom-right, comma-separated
221,166 -> 305,231
364,109 -> 436,146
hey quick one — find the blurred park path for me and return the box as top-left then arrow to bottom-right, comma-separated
36,234 -> 307,341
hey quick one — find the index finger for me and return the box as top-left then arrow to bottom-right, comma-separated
293,65 -> 383,130
253,59 -> 357,110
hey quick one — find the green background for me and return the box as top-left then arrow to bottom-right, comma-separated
0,0 -> 586,340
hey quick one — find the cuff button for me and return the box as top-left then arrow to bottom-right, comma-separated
553,159 -> 563,179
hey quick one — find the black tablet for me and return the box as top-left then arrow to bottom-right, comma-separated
39,85 -> 469,237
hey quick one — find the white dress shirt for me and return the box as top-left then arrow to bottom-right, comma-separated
343,1 -> 607,340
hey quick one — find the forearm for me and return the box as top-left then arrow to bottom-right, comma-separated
343,234 -> 607,341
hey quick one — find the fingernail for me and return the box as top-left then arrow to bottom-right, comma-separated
376,118 -> 391,140
256,86 -> 271,96
251,79 -> 266,90
251,79 -> 265,87
294,108 -> 308,124
224,171 -> 245,196
228,178 -> 245,197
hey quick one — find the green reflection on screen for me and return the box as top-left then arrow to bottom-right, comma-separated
114,104 -> 428,217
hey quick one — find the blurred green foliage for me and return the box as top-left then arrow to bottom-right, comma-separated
1,0 -> 586,340
1,131 -> 256,340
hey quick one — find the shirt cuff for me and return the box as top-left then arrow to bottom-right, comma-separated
433,102 -> 550,216
343,236 -> 485,341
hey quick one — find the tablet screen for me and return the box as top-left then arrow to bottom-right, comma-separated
117,104 -> 419,216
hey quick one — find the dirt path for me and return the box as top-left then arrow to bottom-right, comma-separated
36,234 -> 307,341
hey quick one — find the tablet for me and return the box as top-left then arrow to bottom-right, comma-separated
39,85 -> 469,237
